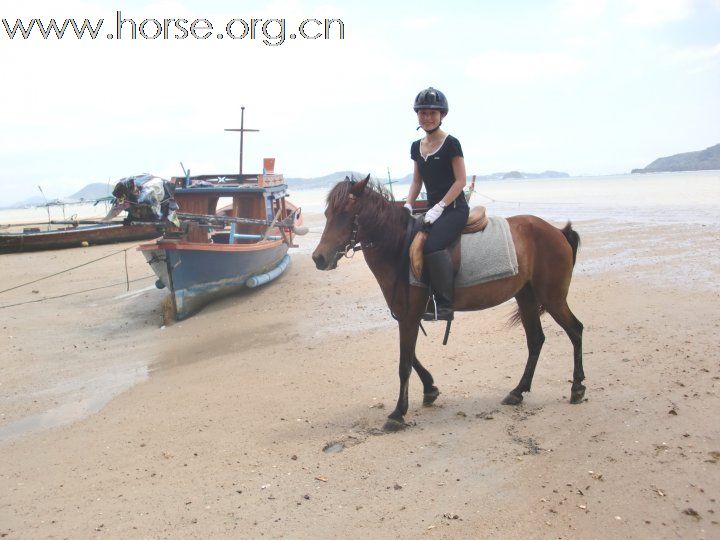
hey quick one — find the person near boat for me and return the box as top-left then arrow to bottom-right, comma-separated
405,87 -> 469,322
105,174 -> 179,226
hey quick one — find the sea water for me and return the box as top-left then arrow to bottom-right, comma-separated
288,170 -> 720,292
287,170 -> 719,225
0,200 -> 114,228
4,171 -> 717,227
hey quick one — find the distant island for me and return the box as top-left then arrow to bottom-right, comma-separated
632,143 -> 720,173
284,170 -> 569,190
3,170 -> 571,208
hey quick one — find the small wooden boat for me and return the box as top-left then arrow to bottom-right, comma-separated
138,170 -> 302,321
0,221 -> 162,254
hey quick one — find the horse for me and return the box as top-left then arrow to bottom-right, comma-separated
312,175 -> 584,432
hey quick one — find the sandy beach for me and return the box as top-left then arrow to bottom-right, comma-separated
1,175 -> 719,539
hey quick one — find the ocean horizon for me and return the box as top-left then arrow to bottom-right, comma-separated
1,170 -> 718,228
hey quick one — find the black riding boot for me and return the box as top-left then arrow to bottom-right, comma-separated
422,249 -> 455,321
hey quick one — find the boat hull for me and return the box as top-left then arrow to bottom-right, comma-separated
0,223 -> 162,254
140,240 -> 289,320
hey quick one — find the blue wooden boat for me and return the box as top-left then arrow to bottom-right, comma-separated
138,172 -> 301,320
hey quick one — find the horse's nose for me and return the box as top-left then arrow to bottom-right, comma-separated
312,252 -> 326,270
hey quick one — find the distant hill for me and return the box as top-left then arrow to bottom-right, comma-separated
68,183 -> 112,201
5,195 -> 46,208
632,143 -> 720,173
284,170 -> 570,191
284,171 -> 366,190
481,170 -> 570,180
3,169 -> 572,208
1,183 -> 112,209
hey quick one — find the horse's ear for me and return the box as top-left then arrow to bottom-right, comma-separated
344,175 -> 350,182
350,175 -> 370,196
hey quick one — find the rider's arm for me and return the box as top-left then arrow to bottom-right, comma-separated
406,161 -> 423,206
440,156 -> 467,206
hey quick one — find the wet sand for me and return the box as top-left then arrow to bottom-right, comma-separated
1,212 -> 719,539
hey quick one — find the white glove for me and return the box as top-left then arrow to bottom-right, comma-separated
424,203 -> 444,224
403,203 -> 413,213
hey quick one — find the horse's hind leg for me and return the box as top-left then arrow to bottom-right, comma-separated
502,285 -> 545,405
413,355 -> 440,405
546,302 -> 585,404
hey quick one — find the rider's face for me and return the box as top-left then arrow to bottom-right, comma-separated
417,109 -> 442,131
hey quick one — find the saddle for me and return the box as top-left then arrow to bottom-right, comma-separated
409,206 -> 488,281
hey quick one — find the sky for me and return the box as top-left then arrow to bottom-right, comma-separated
0,0 -> 719,205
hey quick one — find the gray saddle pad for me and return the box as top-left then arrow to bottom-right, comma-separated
410,216 -> 519,288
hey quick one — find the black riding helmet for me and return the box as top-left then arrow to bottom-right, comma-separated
413,87 -> 449,115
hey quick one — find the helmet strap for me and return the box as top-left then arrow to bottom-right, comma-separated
418,120 -> 442,134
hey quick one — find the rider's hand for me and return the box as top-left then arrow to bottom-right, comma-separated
424,203 -> 444,224
403,203 -> 413,214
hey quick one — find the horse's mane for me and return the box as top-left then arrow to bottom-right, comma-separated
327,177 -> 409,254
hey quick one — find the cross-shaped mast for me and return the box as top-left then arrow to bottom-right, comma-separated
224,106 -> 259,176
384,167 -> 399,197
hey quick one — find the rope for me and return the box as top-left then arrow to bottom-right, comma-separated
124,250 -> 130,291
473,191 -> 580,206
0,275 -> 156,310
0,247 -> 132,295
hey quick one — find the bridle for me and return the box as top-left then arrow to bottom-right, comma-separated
329,187 -> 429,336
338,213 -> 362,259
335,193 -> 373,259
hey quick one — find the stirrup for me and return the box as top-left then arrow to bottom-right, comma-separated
422,294 -> 454,322
422,294 -> 438,321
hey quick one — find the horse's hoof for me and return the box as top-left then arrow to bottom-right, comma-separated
423,387 -> 441,406
383,418 -> 408,432
570,385 -> 586,404
502,392 -> 523,406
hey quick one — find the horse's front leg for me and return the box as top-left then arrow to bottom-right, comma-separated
384,318 -> 421,432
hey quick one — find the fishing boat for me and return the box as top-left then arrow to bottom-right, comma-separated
138,168 -> 302,321
0,220 -> 162,254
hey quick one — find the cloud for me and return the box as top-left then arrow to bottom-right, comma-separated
671,42 -> 720,73
672,42 -> 720,60
557,0 -> 608,20
621,0 -> 695,26
466,51 -> 587,84
399,16 -> 442,31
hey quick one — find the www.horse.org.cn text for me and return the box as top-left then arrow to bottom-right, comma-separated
1,11 -> 345,46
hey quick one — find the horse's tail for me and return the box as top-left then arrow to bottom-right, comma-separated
561,221 -> 580,266
507,286 -> 547,328
507,223 -> 579,328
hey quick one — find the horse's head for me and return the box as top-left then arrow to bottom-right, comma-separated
312,174 -> 371,270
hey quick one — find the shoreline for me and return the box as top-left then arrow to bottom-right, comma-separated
1,215 -> 718,438
1,208 -> 718,538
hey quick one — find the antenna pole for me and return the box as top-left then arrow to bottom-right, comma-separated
225,107 -> 259,177
239,106 -> 244,175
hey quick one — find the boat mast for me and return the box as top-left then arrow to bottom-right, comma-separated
385,167 -> 398,198
224,106 -> 259,176
38,185 -> 51,230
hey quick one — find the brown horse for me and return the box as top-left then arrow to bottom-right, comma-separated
312,175 -> 584,432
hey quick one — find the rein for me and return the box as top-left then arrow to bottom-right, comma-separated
382,214 -> 429,337
389,216 -> 418,318
334,190 -> 427,337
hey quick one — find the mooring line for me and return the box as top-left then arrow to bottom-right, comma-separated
0,275 -> 156,310
0,247 -> 132,295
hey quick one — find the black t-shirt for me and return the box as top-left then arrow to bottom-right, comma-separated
410,134 -> 467,207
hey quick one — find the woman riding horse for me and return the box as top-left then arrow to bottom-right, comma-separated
407,87 -> 469,322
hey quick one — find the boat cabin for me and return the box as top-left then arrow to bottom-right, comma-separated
170,173 -> 289,244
